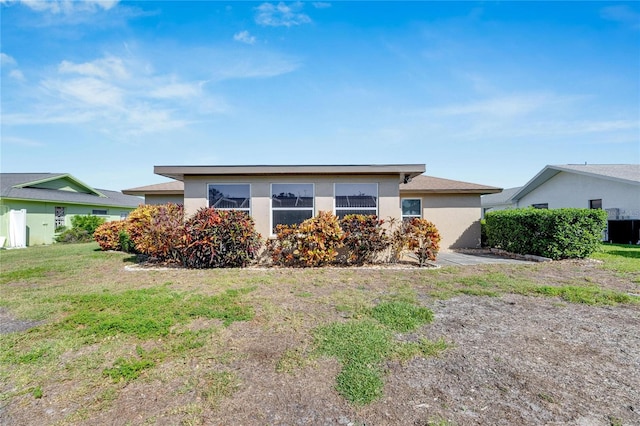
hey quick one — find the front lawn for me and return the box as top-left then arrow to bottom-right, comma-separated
0,242 -> 638,425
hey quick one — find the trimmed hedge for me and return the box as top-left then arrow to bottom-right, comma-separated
485,208 -> 607,260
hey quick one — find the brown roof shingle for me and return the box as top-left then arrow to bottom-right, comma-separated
400,175 -> 502,194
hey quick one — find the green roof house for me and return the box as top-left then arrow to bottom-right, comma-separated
0,173 -> 142,247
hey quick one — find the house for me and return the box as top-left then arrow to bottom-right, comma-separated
0,173 -> 142,247
506,164 -> 640,244
399,175 -> 501,249
480,187 -> 521,217
124,164 -> 502,250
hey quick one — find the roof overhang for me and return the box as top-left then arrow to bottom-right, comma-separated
154,164 -> 426,183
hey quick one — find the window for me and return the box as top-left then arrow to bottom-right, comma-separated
335,183 -> 378,218
92,209 -> 108,215
208,184 -> 250,212
271,183 -> 314,232
402,198 -> 422,221
120,212 -> 129,220
589,199 -> 602,209
531,203 -> 548,209
55,206 -> 65,228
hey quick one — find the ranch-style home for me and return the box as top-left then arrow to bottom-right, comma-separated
123,164 -> 502,250
0,173 -> 142,247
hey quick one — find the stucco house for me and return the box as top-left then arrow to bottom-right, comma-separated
480,187 -> 521,217
501,164 -> 640,244
0,173 -> 142,247
123,164 -> 501,250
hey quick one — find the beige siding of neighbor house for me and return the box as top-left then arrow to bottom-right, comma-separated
183,174 -> 402,238
403,192 -> 483,250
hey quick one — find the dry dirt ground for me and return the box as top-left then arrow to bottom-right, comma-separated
1,260 -> 639,426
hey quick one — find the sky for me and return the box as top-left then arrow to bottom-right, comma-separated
1,1 -> 639,191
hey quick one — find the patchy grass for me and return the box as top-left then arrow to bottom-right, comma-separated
313,301 -> 446,404
0,242 -> 638,423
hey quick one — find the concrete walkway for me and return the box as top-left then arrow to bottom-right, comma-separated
433,250 -> 534,267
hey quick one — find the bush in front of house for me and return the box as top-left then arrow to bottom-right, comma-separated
267,211 -> 345,267
126,203 -> 184,262
484,208 -> 608,260
55,214 -> 106,243
340,214 -> 390,265
182,207 -> 262,268
400,218 -> 441,266
94,221 -> 127,251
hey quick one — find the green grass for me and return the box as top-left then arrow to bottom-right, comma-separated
313,301 -> 446,405
592,243 -> 640,282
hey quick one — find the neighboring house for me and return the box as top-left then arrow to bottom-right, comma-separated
508,164 -> 640,244
480,187 -> 521,217
0,173 -> 143,247
123,165 -> 502,250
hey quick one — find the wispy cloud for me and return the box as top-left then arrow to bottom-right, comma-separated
312,2 -> 331,9
255,2 -> 311,27
1,52 -> 17,66
601,5 -> 640,30
15,0 -> 119,14
1,52 -> 26,81
58,56 -> 129,79
233,30 -> 256,45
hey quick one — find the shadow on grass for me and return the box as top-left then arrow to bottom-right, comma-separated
606,250 -> 640,259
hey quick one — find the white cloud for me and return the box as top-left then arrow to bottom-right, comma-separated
255,2 -> 311,27
42,76 -> 124,108
601,5 -> 640,30
1,52 -> 17,66
18,0 -> 119,14
312,2 -> 331,9
234,30 -> 256,45
9,69 -> 26,81
58,56 -> 130,79
434,93 -> 576,118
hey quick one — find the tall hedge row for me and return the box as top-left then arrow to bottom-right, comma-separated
484,208 -> 608,260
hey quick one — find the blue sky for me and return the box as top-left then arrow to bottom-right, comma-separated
1,1 -> 639,191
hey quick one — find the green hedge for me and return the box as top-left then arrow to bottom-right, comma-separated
485,208 -> 607,260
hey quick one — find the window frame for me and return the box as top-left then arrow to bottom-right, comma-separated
54,206 -> 66,228
401,198 -> 422,221
92,209 -> 108,216
207,183 -> 251,214
270,183 -> 315,234
589,199 -> 602,210
334,182 -> 379,218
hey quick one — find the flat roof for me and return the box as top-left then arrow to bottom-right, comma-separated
155,164 -> 426,181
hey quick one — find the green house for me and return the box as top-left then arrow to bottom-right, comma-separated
0,173 -> 142,247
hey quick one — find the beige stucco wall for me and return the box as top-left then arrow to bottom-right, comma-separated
402,192 -> 483,250
517,172 -> 640,219
183,174 -> 402,238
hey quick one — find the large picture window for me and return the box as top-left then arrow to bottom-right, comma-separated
335,183 -> 378,218
271,183 -> 314,232
208,184 -> 250,213
402,198 -> 422,221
